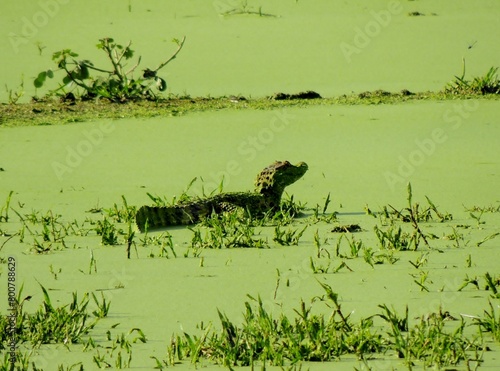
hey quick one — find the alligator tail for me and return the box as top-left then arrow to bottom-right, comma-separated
135,204 -> 210,232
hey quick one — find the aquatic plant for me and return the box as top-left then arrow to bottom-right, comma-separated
445,59 -> 500,95
374,225 -> 416,251
219,0 -> 278,17
379,184 -> 452,225
458,272 -> 500,298
140,231 -> 177,258
0,191 -> 13,223
95,217 -> 119,245
309,193 -> 337,224
464,203 -> 500,213
190,213 -> 269,250
273,225 -> 307,246
4,76 -> 25,104
371,183 -> 453,250
160,281 -> 484,368
105,196 -> 137,223
474,300 -> 500,342
33,36 -> 186,102
362,247 -> 399,267
0,284 -> 107,348
476,232 -> 500,247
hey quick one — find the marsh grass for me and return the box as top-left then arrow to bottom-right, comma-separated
374,225 -> 417,251
0,284 -> 145,369
105,196 -> 136,223
443,226 -> 469,248
370,184 -> 453,251
219,0 -> 279,17
85,328 -> 146,369
445,59 -> 500,95
334,233 -> 364,258
362,247 -> 399,267
459,272 -> 500,298
476,232 -> 500,247
0,350 -> 32,371
161,281 -> 486,368
379,183 -> 452,225
140,231 -> 177,258
146,177 -> 200,207
189,213 -> 269,251
4,76 -> 25,104
309,193 -> 337,224
464,203 -> 500,213
0,191 -> 13,223
273,225 -> 307,246
0,284 -> 108,349
95,217 -> 119,245
7,206 -> 93,253
474,300 -> 500,342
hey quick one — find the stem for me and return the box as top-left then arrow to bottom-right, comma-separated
61,62 -> 93,91
153,36 -> 186,73
78,61 -> 112,74
408,210 -> 430,249
116,41 -> 132,65
102,41 -> 125,83
126,56 -> 142,75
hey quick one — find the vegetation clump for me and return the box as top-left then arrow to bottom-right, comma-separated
160,282 -> 485,368
445,59 -> 500,95
0,284 -> 108,348
33,36 -> 185,103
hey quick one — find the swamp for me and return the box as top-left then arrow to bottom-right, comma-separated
1,0 -> 500,370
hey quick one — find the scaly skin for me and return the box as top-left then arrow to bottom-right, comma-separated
135,161 -> 308,231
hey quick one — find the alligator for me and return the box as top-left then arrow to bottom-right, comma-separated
135,160 -> 308,231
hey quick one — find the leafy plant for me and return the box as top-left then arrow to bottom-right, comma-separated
34,36 -> 186,102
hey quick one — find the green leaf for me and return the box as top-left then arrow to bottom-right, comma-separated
34,78 -> 44,88
47,69 -> 54,78
407,182 -> 413,206
33,71 -> 47,88
62,75 -> 72,85
77,63 -> 90,79
123,47 -> 134,60
38,283 -> 53,312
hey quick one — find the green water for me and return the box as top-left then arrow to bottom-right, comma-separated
1,0 -> 499,101
1,101 -> 500,369
1,0 -> 500,369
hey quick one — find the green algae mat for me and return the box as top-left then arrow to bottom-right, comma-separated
2,102 -> 500,369
1,0 -> 500,370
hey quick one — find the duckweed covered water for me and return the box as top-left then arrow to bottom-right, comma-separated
1,0 -> 500,369
1,101 -> 500,369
